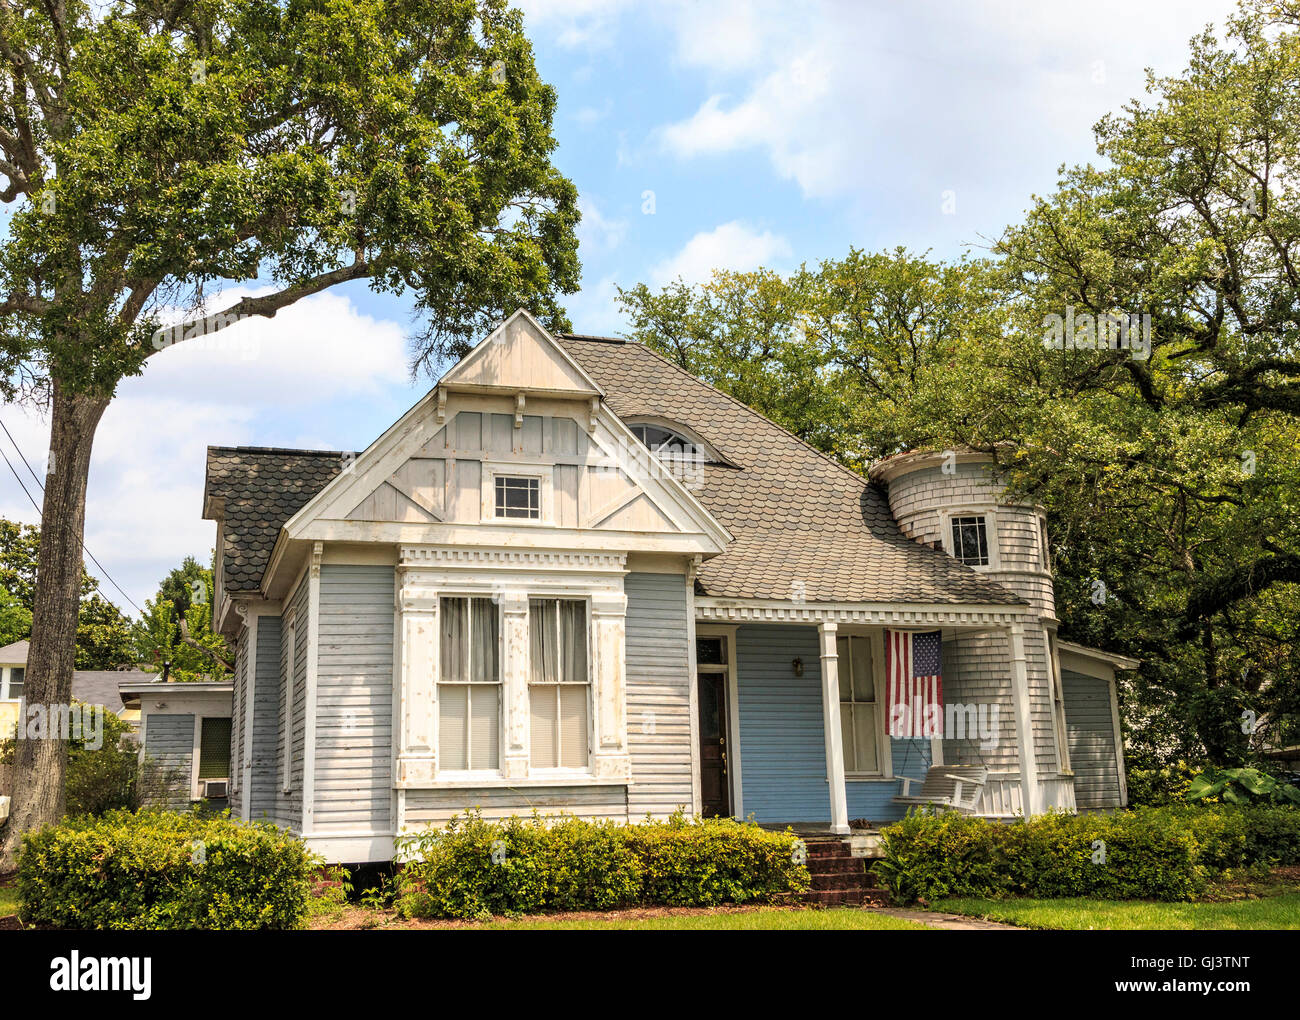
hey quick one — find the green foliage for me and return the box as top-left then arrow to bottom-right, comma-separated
130,558 -> 230,681
1187,766 -> 1300,806
1126,760 -> 1207,806
874,804 -> 1300,905
0,517 -> 133,668
395,811 -> 809,920
17,809 -> 318,930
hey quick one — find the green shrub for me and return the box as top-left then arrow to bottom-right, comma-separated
874,804 -> 1300,904
17,809 -> 318,930
396,812 -> 808,919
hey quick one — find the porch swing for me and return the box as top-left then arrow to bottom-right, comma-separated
886,630 -> 989,813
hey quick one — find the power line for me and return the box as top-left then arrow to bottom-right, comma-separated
0,417 -> 144,615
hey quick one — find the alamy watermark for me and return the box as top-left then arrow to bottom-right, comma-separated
13,701 -> 104,749
1043,306 -> 1150,361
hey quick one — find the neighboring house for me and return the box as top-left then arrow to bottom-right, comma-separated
120,680 -> 234,810
0,638 -> 148,737
199,309 -> 1135,864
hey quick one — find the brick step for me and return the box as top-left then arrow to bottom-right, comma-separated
807,858 -> 866,876
801,888 -> 866,907
810,873 -> 871,892
805,845 -> 853,860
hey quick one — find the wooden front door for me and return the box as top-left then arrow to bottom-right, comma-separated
698,669 -> 731,817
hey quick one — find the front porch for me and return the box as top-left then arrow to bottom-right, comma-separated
694,604 -> 1075,835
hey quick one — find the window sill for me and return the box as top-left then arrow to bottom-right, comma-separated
845,775 -> 896,783
418,774 -> 629,790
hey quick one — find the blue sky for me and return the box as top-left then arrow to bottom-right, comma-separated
0,0 -> 1239,615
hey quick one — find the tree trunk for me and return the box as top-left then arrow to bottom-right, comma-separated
0,384 -> 109,872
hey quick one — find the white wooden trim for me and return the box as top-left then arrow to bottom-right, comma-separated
696,623 -> 741,820
1006,622 -> 1040,815
480,460 -> 555,525
818,622 -> 849,835
686,568 -> 702,815
938,505 -> 1002,572
696,598 -> 1026,627
189,714 -> 202,800
1109,673 -> 1129,807
301,541 -> 322,835
242,611 -> 258,820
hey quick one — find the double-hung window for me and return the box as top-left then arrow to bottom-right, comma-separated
838,636 -> 880,774
439,597 -> 501,771
4,666 -> 23,701
528,598 -> 590,770
950,515 -> 991,566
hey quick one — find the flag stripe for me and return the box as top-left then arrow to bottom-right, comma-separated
885,629 -> 943,739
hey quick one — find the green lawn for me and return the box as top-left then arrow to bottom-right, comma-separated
475,907 -> 936,930
0,885 -> 17,918
934,893 -> 1300,930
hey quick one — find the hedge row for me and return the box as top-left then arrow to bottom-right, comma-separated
873,804 -> 1300,904
395,812 -> 810,919
17,809 -> 317,930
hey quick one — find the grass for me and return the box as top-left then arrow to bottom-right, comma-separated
0,885 -> 17,918
933,893 -> 1300,930
475,907 -> 935,930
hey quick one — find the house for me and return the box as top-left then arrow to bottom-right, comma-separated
0,638 -> 149,739
194,309 -> 1134,863
119,680 -> 234,810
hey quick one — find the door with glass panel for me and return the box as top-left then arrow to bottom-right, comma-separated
696,636 -> 731,818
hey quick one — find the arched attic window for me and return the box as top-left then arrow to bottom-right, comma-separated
629,423 -> 699,455
625,419 -> 725,484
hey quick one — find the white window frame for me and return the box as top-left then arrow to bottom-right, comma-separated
525,596 -> 593,776
939,506 -> 1001,571
694,624 -> 742,817
281,611 -> 296,793
435,594 -> 505,778
480,461 -> 554,525
840,631 -> 891,779
0,664 -> 23,702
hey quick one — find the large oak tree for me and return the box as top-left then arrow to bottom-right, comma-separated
0,0 -> 579,866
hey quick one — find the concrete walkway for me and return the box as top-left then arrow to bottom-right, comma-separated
867,906 -> 1024,930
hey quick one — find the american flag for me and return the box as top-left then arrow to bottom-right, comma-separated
885,629 -> 944,738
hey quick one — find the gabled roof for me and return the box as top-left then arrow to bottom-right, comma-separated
204,446 -> 349,594
554,335 -> 1022,606
0,639 -> 28,664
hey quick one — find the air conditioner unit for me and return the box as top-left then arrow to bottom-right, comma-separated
202,779 -> 228,798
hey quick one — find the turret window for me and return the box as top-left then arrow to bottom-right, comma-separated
950,515 -> 990,567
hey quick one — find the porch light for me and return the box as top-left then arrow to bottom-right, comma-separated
792,657 -> 804,677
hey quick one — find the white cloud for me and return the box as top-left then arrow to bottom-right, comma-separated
650,221 -> 792,286
576,196 -> 627,254
655,0 -> 1239,199
515,0 -> 630,50
0,290 -> 418,614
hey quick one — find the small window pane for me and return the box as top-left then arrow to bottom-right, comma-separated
560,600 -> 587,684
495,476 -> 540,519
851,638 -> 873,702
559,685 -> 588,768
440,598 -> 467,682
836,637 -> 852,700
8,666 -> 23,700
696,637 -> 726,666
853,704 -> 878,772
470,597 -> 499,684
530,685 -> 557,767
529,599 -> 558,684
468,685 -> 500,768
439,685 -> 468,771
951,515 -> 990,566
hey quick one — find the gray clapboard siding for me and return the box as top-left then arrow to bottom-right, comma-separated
145,714 -> 194,810
1062,669 -> 1123,809
314,565 -> 394,834
231,627 -> 248,809
404,785 -> 628,829
274,578 -> 309,831
250,616 -> 281,820
735,624 -> 830,822
625,571 -> 693,817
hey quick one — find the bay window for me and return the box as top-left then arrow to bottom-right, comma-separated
438,596 -> 501,771
528,598 -> 590,769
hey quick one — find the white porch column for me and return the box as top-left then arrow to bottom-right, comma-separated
500,592 -> 531,780
590,592 -> 631,781
818,622 -> 850,835
1007,621 -> 1041,816
396,575 -> 438,786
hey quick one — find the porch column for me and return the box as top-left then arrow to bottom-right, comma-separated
1007,621 -> 1041,816
818,622 -> 850,835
